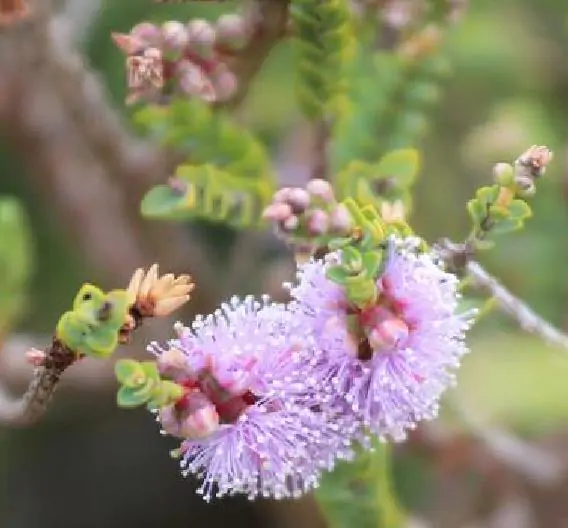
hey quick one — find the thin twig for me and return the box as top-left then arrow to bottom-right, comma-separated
0,265 -> 193,426
312,118 -> 330,181
447,399 -> 565,486
466,260 -> 568,350
219,0 -> 289,110
0,336 -> 116,426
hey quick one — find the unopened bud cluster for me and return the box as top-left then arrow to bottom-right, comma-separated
113,14 -> 252,105
493,145 -> 553,198
263,179 -> 354,252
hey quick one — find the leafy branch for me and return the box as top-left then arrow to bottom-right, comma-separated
0,265 -> 192,426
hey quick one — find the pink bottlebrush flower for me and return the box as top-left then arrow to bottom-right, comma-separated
287,237 -> 474,442
148,296 -> 351,501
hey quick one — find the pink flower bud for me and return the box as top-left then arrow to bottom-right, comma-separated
180,403 -> 220,439
112,33 -> 145,55
273,187 -> 292,203
161,21 -> 189,54
157,347 -> 188,377
262,202 -> 293,222
160,394 -> 220,439
368,317 -> 409,352
130,22 -> 162,47
282,215 -> 300,232
186,19 -> 216,57
287,188 -> 311,214
306,209 -> 330,236
306,178 -> 334,203
215,13 -> 249,50
177,60 -> 216,102
329,204 -> 353,235
211,67 -> 238,101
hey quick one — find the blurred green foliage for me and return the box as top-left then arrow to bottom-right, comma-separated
0,197 -> 33,337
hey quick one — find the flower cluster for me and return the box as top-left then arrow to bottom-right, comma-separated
287,237 -> 474,442
134,218 -> 473,500
148,296 -> 353,501
112,15 -> 251,105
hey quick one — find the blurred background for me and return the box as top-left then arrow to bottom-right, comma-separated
2,0 -> 568,526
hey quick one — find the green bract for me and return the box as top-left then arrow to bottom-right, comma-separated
325,199 -> 415,307
56,284 -> 130,358
115,359 -> 184,410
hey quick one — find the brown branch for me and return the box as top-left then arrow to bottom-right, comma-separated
219,0 -> 289,109
311,118 -> 330,181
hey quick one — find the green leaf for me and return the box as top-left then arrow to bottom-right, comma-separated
375,149 -> 421,188
506,199 -> 532,220
141,164 -> 273,229
117,385 -> 152,409
140,362 -> 161,384
84,326 -> 119,358
341,246 -> 363,270
115,359 -> 146,388
488,218 -> 524,235
146,380 -> 184,410
328,236 -> 355,250
344,275 -> 377,306
361,251 -> 382,278
290,0 -> 355,119
56,284 -> 130,358
316,441 -> 405,528
488,204 -> 510,221
139,184 -> 192,221
134,99 -> 276,229
475,185 -> 500,207
467,198 -> 486,226
326,265 -> 352,285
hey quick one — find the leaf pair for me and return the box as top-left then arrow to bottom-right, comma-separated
326,246 -> 383,307
467,185 -> 532,236
56,284 -> 130,358
115,359 -> 184,409
335,149 -> 420,214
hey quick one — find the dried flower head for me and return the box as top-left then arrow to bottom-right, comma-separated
113,18 -> 241,105
126,264 -> 194,318
287,237 -> 474,442
0,0 -> 30,26
516,145 -> 553,178
148,296 -> 351,501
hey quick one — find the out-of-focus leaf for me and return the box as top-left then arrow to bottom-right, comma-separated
0,197 -> 33,335
316,441 -> 405,528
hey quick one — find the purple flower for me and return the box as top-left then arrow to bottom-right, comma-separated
148,296 -> 351,501
287,237 -> 474,442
